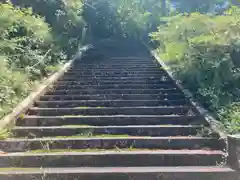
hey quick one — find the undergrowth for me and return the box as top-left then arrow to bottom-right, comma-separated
151,7 -> 240,134
0,1 -> 84,119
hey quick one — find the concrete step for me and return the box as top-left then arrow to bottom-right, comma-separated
70,67 -> 160,70
74,61 -> 156,64
63,72 -> 166,77
59,76 -> 167,81
35,99 -> 188,108
65,69 -> 165,73
45,89 -> 180,96
39,94 -> 185,101
53,84 -> 175,90
12,125 -> 202,138
74,60 -> 154,64
57,79 -> 171,84
71,65 -> 158,68
17,115 -> 205,127
71,65 -> 159,68
0,166 -> 237,180
0,150 -> 225,167
66,70 -> 165,74
28,106 -> 194,116
0,137 -> 223,152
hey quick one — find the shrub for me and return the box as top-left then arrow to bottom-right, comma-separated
150,7 -> 240,133
10,0 -> 85,57
0,56 -> 30,118
0,2 -> 69,119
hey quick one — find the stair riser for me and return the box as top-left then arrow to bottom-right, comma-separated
53,84 -> 176,90
12,127 -> 201,138
70,66 -> 159,69
17,116 -> 205,127
62,73 -> 165,77
45,89 -> 179,96
0,154 -> 223,167
0,138 -> 223,152
36,100 -> 188,108
65,70 -> 165,73
28,107 -> 193,116
56,80 -> 171,84
59,77 -> 166,81
0,172 -> 237,180
71,65 -> 158,68
69,69 -> 161,72
66,71 -> 165,75
73,62 -> 156,64
39,94 -> 185,101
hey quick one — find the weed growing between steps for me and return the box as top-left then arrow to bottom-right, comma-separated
0,129 -> 12,140
15,134 -> 133,139
0,168 -> 40,171
53,134 -> 132,138
27,148 -> 154,154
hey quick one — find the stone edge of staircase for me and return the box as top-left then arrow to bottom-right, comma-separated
141,39 -> 227,138
0,45 -> 91,131
228,135 -> 240,171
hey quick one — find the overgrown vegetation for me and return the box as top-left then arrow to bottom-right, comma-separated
150,7 -> 240,134
0,1 -> 85,118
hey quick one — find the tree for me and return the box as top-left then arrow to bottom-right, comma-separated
171,0 -> 226,13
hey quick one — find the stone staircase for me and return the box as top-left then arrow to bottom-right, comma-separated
0,47 -> 238,180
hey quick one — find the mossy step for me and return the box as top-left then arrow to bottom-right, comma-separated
64,71 -> 167,75
35,99 -> 188,108
0,137 -> 223,152
63,73 -> 165,77
12,125 -> 203,138
69,67 -> 160,70
0,166 -> 237,180
17,115 -> 206,127
53,84 -> 175,90
28,106 -> 194,116
0,150 -> 225,167
40,94 -> 185,101
56,80 -> 172,85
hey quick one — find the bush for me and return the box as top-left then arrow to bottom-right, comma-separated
0,56 -> 30,118
10,0 -> 85,57
150,7 -> 240,133
0,1 -> 82,119
0,3 -> 65,78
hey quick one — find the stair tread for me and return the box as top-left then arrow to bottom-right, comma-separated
13,125 -> 203,129
0,166 -> 234,174
30,106 -> 190,110
5,136 -> 215,141
2,150 -> 225,156
36,99 -> 185,103
23,114 -> 198,118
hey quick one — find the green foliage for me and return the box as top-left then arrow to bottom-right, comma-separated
0,3 -> 61,78
171,0 -> 226,13
151,7 -> 240,133
219,102 -> 240,134
83,0 -> 168,39
83,0 -> 230,40
10,0 -> 85,56
0,56 -> 30,118
0,1 -> 84,119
